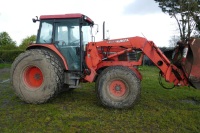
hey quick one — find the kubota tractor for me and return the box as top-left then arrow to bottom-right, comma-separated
11,13 -> 200,109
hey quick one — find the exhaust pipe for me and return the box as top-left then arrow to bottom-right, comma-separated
103,21 -> 105,40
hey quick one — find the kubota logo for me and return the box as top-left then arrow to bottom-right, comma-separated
107,38 -> 129,44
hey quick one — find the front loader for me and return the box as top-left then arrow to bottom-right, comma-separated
11,13 -> 200,109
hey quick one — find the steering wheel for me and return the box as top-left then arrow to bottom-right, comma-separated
57,40 -> 67,46
69,39 -> 80,46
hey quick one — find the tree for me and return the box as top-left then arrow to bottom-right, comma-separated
0,32 -> 16,49
155,0 -> 200,40
19,35 -> 36,50
196,19 -> 200,31
169,35 -> 180,47
192,13 -> 200,37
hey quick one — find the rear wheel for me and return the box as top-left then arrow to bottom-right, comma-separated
10,49 -> 64,104
96,66 -> 141,109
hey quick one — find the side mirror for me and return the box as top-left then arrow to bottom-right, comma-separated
91,24 -> 99,42
91,24 -> 99,36
32,16 -> 39,23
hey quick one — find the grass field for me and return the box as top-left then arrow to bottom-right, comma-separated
0,63 -> 11,69
0,65 -> 200,133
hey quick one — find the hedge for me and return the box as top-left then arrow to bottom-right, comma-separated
0,50 -> 24,63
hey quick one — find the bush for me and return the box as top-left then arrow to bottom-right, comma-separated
19,35 -> 36,50
0,50 -> 24,63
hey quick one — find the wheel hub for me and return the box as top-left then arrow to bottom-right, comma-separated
23,66 -> 43,89
115,85 -> 121,91
34,73 -> 41,80
109,80 -> 126,97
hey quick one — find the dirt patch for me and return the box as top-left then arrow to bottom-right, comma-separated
180,98 -> 200,105
0,68 -> 14,108
0,68 -> 10,87
0,68 -> 10,80
0,68 -> 10,74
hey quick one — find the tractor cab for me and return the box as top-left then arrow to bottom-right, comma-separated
35,14 -> 94,71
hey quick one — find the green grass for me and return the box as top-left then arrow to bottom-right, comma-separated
0,66 -> 200,133
0,63 -> 11,69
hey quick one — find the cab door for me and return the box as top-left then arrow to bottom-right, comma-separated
54,19 -> 81,71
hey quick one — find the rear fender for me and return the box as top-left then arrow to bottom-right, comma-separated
27,44 -> 68,70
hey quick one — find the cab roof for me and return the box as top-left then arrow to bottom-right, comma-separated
40,13 -> 94,25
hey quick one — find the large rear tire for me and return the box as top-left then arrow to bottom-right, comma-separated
10,49 -> 64,104
96,66 -> 141,109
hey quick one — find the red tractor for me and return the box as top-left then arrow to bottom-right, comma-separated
11,13 -> 200,109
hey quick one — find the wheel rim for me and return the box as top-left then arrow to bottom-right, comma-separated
109,80 -> 127,97
23,66 -> 43,89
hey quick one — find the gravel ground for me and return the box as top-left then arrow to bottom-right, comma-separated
0,68 -> 10,82
0,68 -> 10,89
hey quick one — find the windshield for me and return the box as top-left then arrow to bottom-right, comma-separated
37,19 -> 92,45
37,20 -> 53,43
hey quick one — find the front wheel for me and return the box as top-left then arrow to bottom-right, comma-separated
10,49 -> 64,104
96,66 -> 141,109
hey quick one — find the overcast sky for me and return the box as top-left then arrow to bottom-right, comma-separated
0,0 -> 178,47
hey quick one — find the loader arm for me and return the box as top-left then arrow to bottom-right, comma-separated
84,36 -> 188,86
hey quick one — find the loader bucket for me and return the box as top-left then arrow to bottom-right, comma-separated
184,38 -> 200,89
